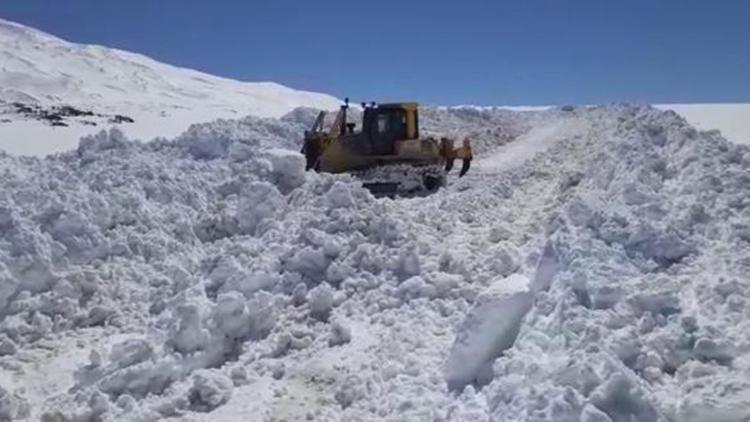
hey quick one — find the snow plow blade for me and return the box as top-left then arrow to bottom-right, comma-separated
443,137 -> 473,177
459,157 -> 472,177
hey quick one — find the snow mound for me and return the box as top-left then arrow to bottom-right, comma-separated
480,105 -> 750,421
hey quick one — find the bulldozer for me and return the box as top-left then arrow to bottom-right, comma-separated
301,99 -> 472,196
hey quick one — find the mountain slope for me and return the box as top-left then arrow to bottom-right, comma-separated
0,18 -> 341,155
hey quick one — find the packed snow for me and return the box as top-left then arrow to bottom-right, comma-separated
0,100 -> 749,421
0,18 -> 340,156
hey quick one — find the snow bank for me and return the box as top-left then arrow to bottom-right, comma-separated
0,109 -> 433,419
481,105 -> 750,421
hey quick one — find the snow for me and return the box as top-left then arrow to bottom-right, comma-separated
445,273 -> 534,392
1,103 -> 748,421
1,17 -> 750,422
476,115 -> 586,173
187,369 -> 234,412
453,103 -> 750,147
0,18 -> 340,156
308,282 -> 335,321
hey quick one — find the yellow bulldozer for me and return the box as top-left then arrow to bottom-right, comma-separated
301,99 -> 473,196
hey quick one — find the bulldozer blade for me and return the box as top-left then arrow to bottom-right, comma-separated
459,158 -> 471,177
445,158 -> 455,173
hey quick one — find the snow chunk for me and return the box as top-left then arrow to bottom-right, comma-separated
265,148 -> 306,192
246,291 -> 277,340
218,270 -> 276,299
624,224 -> 694,266
488,224 -> 513,243
287,246 -> 329,280
168,302 -> 209,355
98,359 -> 177,398
394,244 -> 421,281
309,282 -> 334,321
589,373 -> 659,422
213,292 -> 252,340
188,369 -> 233,412
445,274 -> 534,391
629,290 -> 681,317
581,403 -> 613,422
329,320 -> 352,347
109,338 -> 154,369
334,374 -> 365,408
0,335 -> 17,356
487,242 -> 520,277
325,181 -> 355,209
397,276 -> 436,300
181,128 -> 235,160
292,282 -> 307,306
693,337 -> 734,365
236,182 -> 285,235
77,127 -> 132,155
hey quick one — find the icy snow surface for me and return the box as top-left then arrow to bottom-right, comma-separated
1,103 -> 750,421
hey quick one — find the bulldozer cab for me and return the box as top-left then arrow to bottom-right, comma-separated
361,103 -> 419,155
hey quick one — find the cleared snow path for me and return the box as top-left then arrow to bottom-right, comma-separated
476,117 -> 583,174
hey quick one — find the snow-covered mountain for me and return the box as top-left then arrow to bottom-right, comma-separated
0,18 -> 341,155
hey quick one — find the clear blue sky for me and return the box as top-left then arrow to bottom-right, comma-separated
1,0 -> 748,105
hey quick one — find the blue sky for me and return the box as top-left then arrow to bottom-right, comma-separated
1,0 -> 748,105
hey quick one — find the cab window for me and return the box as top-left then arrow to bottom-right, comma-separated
377,114 -> 388,134
379,109 -> 405,138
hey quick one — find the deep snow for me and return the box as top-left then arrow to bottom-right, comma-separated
0,102 -> 749,421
